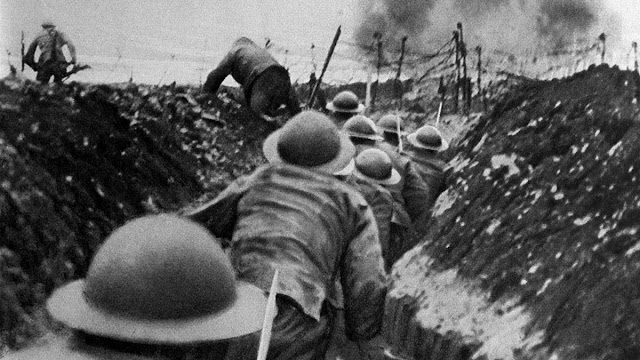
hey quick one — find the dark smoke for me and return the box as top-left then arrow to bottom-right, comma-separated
537,0 -> 597,49
353,0 -> 612,54
353,0 -> 437,50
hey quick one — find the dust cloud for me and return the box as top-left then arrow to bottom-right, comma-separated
353,0 -> 620,55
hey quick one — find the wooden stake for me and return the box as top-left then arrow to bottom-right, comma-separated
256,270 -> 280,360
453,31 -> 460,114
308,26 -> 342,109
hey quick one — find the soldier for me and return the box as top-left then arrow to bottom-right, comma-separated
3,214 -> 268,360
405,125 -> 450,210
186,110 -> 387,360
349,148 -> 403,269
24,20 -> 77,84
202,37 -> 301,119
376,114 -> 406,150
326,90 -> 365,128
342,115 -> 433,236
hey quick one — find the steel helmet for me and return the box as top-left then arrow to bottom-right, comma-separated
263,110 -> 356,174
342,115 -> 383,140
353,148 -> 401,185
326,91 -> 365,113
47,214 -> 268,344
407,125 -> 449,151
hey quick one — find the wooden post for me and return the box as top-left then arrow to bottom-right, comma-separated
453,30 -> 460,114
371,32 -> 383,111
395,36 -> 408,103
21,31 -> 25,72
476,46 -> 482,114
308,26 -> 341,109
632,42 -> 638,72
599,33 -> 606,64
396,36 -> 408,80
458,22 -> 470,114
476,46 -> 482,97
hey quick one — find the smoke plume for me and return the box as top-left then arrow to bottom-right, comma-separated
353,0 -> 619,54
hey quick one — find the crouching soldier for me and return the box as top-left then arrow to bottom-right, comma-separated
3,214 -> 269,360
202,37 -> 301,120
187,110 -> 388,360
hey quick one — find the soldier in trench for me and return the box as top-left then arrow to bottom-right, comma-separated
3,214 -> 269,360
404,125 -> 450,211
186,110 -> 388,360
342,114 -> 433,237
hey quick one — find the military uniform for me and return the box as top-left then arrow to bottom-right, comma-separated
188,163 -> 387,360
25,26 -> 76,83
203,37 -> 301,117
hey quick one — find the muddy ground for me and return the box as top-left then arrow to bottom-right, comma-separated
386,64 -> 640,360
0,64 -> 560,359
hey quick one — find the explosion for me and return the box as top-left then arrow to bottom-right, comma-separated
353,0 -> 621,55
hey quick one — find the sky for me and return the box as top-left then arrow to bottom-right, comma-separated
2,0 -> 640,84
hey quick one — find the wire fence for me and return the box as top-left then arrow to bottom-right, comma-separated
8,21 -> 638,115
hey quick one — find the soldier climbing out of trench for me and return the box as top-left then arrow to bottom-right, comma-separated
201,37 -> 301,122
186,110 -> 388,360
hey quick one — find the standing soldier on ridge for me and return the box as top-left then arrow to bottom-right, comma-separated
24,20 -> 77,84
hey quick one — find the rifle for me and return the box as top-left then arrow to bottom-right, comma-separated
256,269 -> 280,360
60,62 -> 91,82
308,26 -> 341,109
21,31 -> 25,72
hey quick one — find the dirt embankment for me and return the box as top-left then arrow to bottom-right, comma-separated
0,68 -> 516,354
0,77 -> 273,351
386,64 -> 640,360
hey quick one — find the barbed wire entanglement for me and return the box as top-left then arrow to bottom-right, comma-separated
260,24 -> 622,115
8,21 -> 637,115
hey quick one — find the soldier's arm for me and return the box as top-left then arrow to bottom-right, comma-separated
183,176 -> 250,240
24,39 -> 38,68
341,201 -> 388,341
286,85 -> 302,115
202,52 -> 234,94
59,32 -> 77,63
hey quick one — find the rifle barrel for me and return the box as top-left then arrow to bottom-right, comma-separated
309,26 -> 341,108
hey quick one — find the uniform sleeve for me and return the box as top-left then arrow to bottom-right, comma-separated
286,86 -> 301,115
341,200 -> 388,341
25,39 -> 38,66
202,50 -> 235,94
402,162 -> 433,235
59,32 -> 76,62
184,176 -> 249,240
